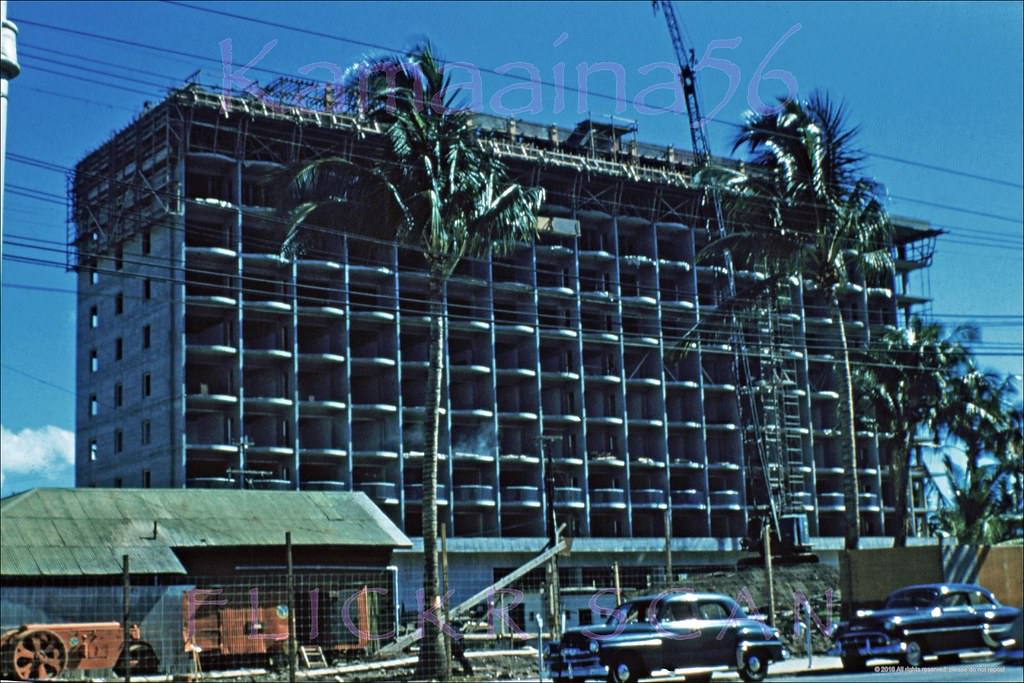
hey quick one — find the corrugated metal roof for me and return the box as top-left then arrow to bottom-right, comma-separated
1,488 -> 411,576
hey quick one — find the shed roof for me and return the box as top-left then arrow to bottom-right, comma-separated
1,488 -> 411,576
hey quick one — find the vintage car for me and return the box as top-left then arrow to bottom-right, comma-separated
829,583 -> 1020,670
545,591 -> 789,683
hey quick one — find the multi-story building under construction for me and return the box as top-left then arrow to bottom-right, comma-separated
71,82 -> 940,605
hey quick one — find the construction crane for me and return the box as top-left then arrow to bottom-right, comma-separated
652,1 -> 813,561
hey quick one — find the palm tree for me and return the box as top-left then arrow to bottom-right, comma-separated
935,362 -> 1023,540
278,45 -> 544,680
934,455 -> 1017,545
699,92 -> 893,547
854,318 -> 967,546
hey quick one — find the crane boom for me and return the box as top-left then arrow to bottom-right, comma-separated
653,0 -> 784,543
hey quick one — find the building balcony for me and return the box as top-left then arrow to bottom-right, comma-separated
449,408 -> 494,421
671,488 -> 707,510
186,344 -> 238,359
243,298 -> 292,315
453,484 -> 496,507
582,330 -> 620,344
298,352 -> 345,366
356,481 -> 400,505
629,456 -> 665,469
352,450 -> 399,461
187,294 -> 237,309
627,377 -> 662,388
299,447 -> 347,460
302,480 -> 347,492
631,488 -> 667,509
497,410 -> 538,422
246,444 -> 294,458
494,323 -> 535,336
588,453 -> 626,468
859,492 -> 881,512
628,417 -> 664,429
541,370 -> 579,382
501,486 -> 541,508
244,348 -> 292,363
815,464 -> 845,476
497,367 -> 537,380
244,396 -> 293,412
298,304 -> 345,318
298,258 -> 343,273
186,245 -> 237,264
188,477 -> 238,489
500,453 -> 540,467
624,334 -> 660,347
583,372 -> 620,384
540,327 -> 578,340
591,488 -> 627,509
786,491 -> 814,512
551,455 -> 584,467
818,492 -> 846,512
581,289 -> 615,303
669,457 -> 704,470
709,490 -> 742,510
707,461 -> 741,473
452,451 -> 495,464
554,486 -> 585,509
251,479 -> 293,491
665,379 -> 700,391
450,364 -> 491,376
350,310 -> 396,324
186,196 -> 238,218
586,415 -> 623,426
620,294 -> 658,307
449,319 -> 492,333
185,443 -> 236,458
298,398 -> 347,414
537,285 -> 576,299
349,264 -> 393,279
405,483 -> 448,505
667,420 -> 703,431
350,403 -> 398,416
350,357 -> 397,372
578,249 -> 615,262
543,414 -> 582,426
187,393 -> 238,409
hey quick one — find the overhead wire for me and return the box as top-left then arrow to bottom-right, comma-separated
13,12 -> 1024,193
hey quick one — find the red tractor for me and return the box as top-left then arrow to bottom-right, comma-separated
0,622 -> 158,681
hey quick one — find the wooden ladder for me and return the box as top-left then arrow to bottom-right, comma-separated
300,645 -> 329,669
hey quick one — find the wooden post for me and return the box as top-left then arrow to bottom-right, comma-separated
764,523 -> 776,627
663,508 -> 673,588
286,531 -> 296,683
122,554 -> 131,683
612,562 -> 621,606
441,523 -> 451,668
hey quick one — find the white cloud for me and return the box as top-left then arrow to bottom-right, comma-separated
1,424 -> 75,487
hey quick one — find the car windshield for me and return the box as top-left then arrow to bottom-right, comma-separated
606,600 -> 652,627
885,588 -> 939,609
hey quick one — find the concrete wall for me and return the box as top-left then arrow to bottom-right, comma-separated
840,546 -> 943,610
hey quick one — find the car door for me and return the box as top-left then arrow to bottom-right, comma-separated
932,591 -> 975,653
970,589 -> 1009,649
655,599 -> 703,671
694,600 -> 735,667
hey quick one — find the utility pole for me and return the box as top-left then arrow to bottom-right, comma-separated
539,436 -> 562,641
231,436 -> 254,488
1,0 -> 22,278
663,508 -> 673,588
763,520 -> 776,627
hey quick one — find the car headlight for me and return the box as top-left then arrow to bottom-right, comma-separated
588,639 -> 600,654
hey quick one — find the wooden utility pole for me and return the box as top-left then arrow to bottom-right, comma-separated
663,509 -> 673,588
286,532 -> 296,683
613,562 -> 621,605
122,554 -> 131,683
763,522 -> 776,627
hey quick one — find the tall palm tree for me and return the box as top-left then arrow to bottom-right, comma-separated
278,45 -> 544,680
699,92 -> 893,547
853,318 -> 967,546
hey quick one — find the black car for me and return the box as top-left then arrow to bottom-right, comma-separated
545,591 -> 789,683
830,583 -> 1020,670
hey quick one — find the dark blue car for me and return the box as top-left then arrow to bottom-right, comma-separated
830,583 -> 1020,670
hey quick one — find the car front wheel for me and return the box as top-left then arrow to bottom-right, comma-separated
903,639 -> 925,667
738,649 -> 768,682
608,653 -> 646,683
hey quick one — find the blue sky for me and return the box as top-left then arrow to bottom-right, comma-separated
1,1 -> 1021,496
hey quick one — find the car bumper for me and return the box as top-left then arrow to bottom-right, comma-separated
828,639 -> 907,658
547,655 -> 607,680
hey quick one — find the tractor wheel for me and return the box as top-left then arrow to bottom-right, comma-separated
9,629 -> 66,681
